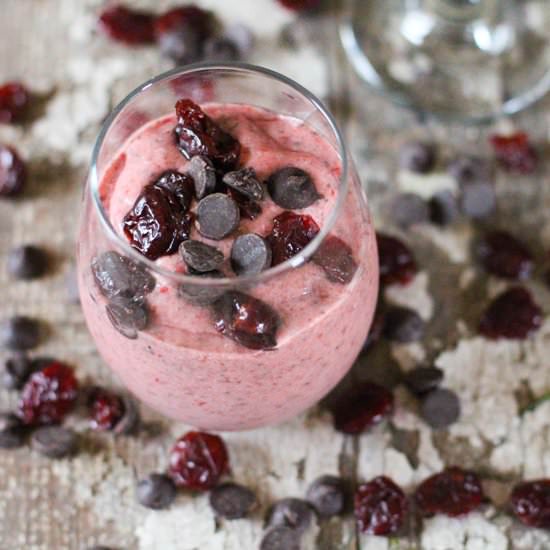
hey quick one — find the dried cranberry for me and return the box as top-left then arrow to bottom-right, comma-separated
312,235 -> 357,284
267,211 -> 320,266
0,82 -> 30,124
479,286 -> 542,340
277,0 -> 321,11
168,431 -> 229,490
511,479 -> 550,529
355,476 -> 408,535
98,5 -> 155,46
227,188 -> 262,220
490,132 -> 538,174
331,382 -> 394,434
174,99 -> 241,171
415,467 -> 484,517
122,172 -> 193,260
0,144 -> 26,197
212,291 -> 281,350
477,231 -> 533,280
17,362 -> 78,426
88,387 -> 125,431
377,233 -> 417,286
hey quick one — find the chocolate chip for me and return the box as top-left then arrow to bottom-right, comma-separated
0,316 -> 42,350
228,188 -> 262,220
3,353 -> 34,389
390,193 -> 429,228
420,388 -> 461,429
230,234 -> 272,276
384,307 -> 425,343
203,37 -> 241,61
429,190 -> 460,226
7,245 -> 48,280
460,181 -> 496,219
267,167 -> 320,209
448,156 -> 492,185
209,482 -> 257,519
31,426 -> 78,458
185,155 -> 216,199
223,167 -> 264,202
65,267 -> 81,304
106,298 -> 148,340
180,240 -> 224,273
0,413 -> 26,449
113,395 -> 141,435
404,366 -> 444,396
306,475 -> 347,518
157,25 -> 203,65
399,141 -> 436,173
196,193 -> 240,240
223,23 -> 255,57
179,269 -> 225,306
137,473 -> 177,509
260,527 -> 301,550
267,498 -> 315,533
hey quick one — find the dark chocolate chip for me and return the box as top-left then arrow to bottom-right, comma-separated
0,316 -> 42,351
267,167 -> 320,209
429,190 -> 460,226
106,298 -> 148,340
384,307 -> 425,343
399,141 -> 436,173
65,267 -> 81,304
306,475 -> 347,518
7,245 -> 48,280
31,426 -> 78,458
157,26 -> 203,65
404,366 -> 444,396
209,482 -> 257,519
113,395 -> 141,435
178,269 -> 225,306
230,234 -> 272,276
390,193 -> 429,228
185,155 -> 217,199
223,167 -> 264,202
260,527 -> 301,550
223,23 -> 255,57
0,413 -> 26,449
180,240 -> 224,273
267,498 -> 315,533
460,181 -> 496,219
3,353 -> 34,390
420,388 -> 461,429
203,36 -> 241,61
137,473 -> 177,510
196,193 -> 240,240
448,156 -> 492,185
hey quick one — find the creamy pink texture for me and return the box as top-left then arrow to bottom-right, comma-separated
79,104 -> 378,430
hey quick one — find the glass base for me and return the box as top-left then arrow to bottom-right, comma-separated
340,0 -> 550,123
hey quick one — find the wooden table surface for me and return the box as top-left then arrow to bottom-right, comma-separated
1,1 -> 550,549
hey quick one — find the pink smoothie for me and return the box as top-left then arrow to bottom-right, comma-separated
79,103 -> 378,430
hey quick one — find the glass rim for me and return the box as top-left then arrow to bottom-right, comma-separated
89,62 -> 351,288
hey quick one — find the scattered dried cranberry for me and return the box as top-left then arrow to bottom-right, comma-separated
376,233 -> 417,286
490,132 -> 538,174
122,172 -> 193,260
88,387 -> 125,431
267,211 -> 320,266
174,99 -> 241,171
0,144 -> 26,197
277,0 -> 321,11
98,5 -> 155,46
331,382 -> 394,434
0,82 -> 30,124
477,231 -> 533,280
415,467 -> 484,517
168,431 -> 229,491
18,362 -> 78,426
355,476 -> 408,535
312,235 -> 357,284
212,291 -> 281,350
479,286 -> 542,340
511,479 -> 550,529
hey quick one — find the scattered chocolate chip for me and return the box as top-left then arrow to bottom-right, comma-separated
113,395 -> 141,435
0,316 -> 41,351
460,181 -> 496,219
137,473 -> 177,510
106,298 -> 148,340
267,498 -> 315,533
404,366 -> 444,396
157,24 -> 203,64
0,413 -> 26,449
65,267 -> 81,304
260,527 -> 301,550
390,193 -> 429,228
383,307 -> 425,343
0,144 -> 26,198
420,388 -> 461,429
399,141 -> 436,173
429,190 -> 460,226
230,234 -> 272,276
448,156 -> 492,185
223,167 -> 264,202
196,193 -> 240,240
180,240 -> 224,273
7,245 -> 49,280
185,155 -> 217,200
306,475 -> 347,518
223,23 -> 255,57
31,426 -> 78,458
267,166 -> 320,209
178,269 -> 225,306
203,37 -> 240,61
209,482 -> 257,519
3,353 -> 34,389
